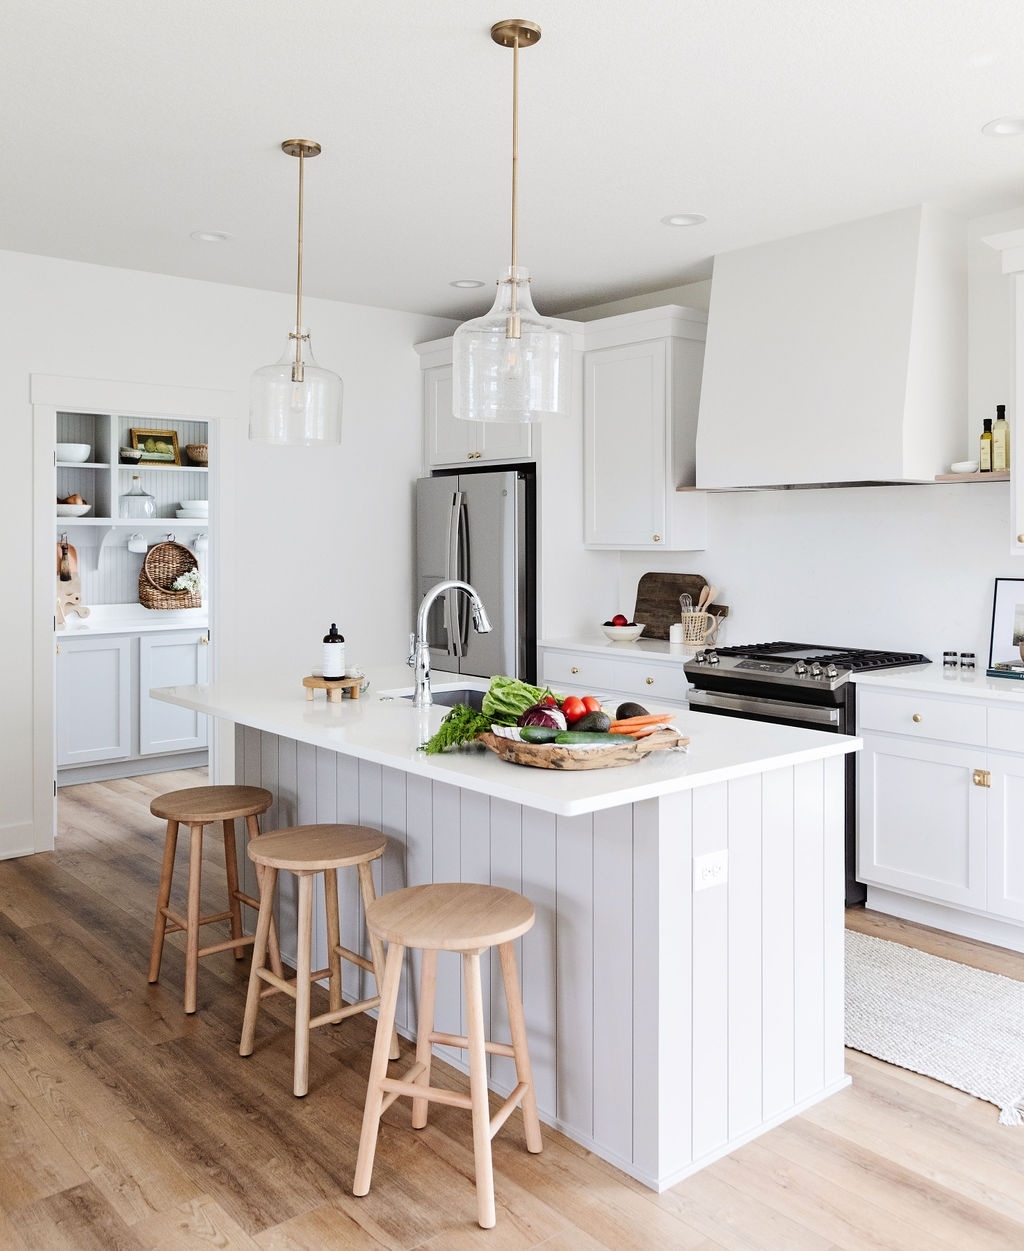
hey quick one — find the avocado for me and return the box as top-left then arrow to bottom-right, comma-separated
615,701 -> 649,720
573,709 -> 612,733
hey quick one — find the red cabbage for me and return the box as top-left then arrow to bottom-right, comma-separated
518,703 -> 567,731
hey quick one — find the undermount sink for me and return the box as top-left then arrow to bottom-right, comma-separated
403,687 -> 486,711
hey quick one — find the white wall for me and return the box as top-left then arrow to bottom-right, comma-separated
2,249 -> 454,855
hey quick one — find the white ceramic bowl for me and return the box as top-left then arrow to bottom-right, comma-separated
175,509 -> 207,520
179,500 -> 208,511
56,443 -> 91,462
601,623 -> 645,643
950,460 -> 980,474
119,446 -> 143,462
56,503 -> 92,517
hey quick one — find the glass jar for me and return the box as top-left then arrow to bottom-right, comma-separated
119,475 -> 155,519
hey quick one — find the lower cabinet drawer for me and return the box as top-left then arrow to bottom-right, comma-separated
539,650 -> 687,705
611,661 -> 687,704
989,705 -> 1024,753
857,688 -> 986,747
541,652 -> 618,691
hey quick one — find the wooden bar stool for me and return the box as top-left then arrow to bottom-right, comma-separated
240,824 -> 400,1097
148,784 -> 282,1015
353,882 -> 542,1230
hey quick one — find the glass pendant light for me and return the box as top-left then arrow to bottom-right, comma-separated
250,139 -> 342,445
452,19 -> 570,424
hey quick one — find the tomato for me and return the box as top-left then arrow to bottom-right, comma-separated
582,695 -> 602,714
561,695 -> 587,723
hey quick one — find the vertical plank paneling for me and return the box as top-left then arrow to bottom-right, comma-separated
521,807 -> 557,1120
460,787 -> 492,1067
726,773 -> 763,1139
554,813 -> 594,1139
761,765 -> 796,1120
431,782 -> 464,1065
379,764 -> 409,1026
592,804 -> 633,1162
402,773 -> 435,1038
793,760 -> 826,1102
821,755 -> 847,1087
273,737 -> 299,960
295,742 -> 323,973
690,781 -> 729,1160
489,797 -> 523,1094
351,761 -> 384,997
334,754 -> 360,824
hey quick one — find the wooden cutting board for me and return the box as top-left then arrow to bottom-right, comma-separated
477,727 -> 688,770
632,572 -> 729,641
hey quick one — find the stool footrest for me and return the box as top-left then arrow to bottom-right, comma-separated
333,943 -> 375,976
380,1069 -> 473,1114
429,1030 -> 516,1060
161,905 -> 235,933
234,889 -> 261,911
309,996 -> 382,1030
489,1082 -> 529,1139
198,933 -> 256,958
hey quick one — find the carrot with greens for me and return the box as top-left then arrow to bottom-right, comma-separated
607,713 -> 674,733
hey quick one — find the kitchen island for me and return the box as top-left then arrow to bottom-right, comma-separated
153,667 -> 859,1192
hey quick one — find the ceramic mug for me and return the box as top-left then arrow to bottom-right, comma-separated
680,611 -> 716,646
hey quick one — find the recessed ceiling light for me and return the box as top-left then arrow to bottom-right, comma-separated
450,278 -> 486,288
981,116 -> 1024,137
660,213 -> 706,227
190,230 -> 232,243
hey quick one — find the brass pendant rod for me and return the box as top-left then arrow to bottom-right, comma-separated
293,145 -> 305,377
510,30 -> 519,285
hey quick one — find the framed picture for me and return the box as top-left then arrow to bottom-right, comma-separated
987,578 -> 1024,672
129,428 -> 181,465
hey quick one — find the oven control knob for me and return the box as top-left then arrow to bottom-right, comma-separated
794,661 -> 807,675
809,662 -> 823,677
706,650 -> 719,665
825,664 -> 839,678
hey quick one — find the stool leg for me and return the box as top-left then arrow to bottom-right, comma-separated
464,949 -> 496,1229
183,822 -> 204,1015
221,818 -> 246,960
294,872 -> 314,1097
357,861 -> 400,1061
499,940 -> 543,1154
245,814 -> 284,980
324,867 -> 343,1016
411,947 -> 438,1129
240,865 -> 278,1058
148,818 -> 179,984
354,940 -> 405,1197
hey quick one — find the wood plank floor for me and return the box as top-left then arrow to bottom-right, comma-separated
1,771 -> 1022,1248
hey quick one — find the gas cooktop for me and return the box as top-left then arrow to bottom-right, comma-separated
684,641 -> 930,693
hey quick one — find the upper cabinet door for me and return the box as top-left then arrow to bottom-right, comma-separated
423,360 -> 531,469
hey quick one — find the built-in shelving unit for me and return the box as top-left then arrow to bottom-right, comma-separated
933,470 -> 1010,482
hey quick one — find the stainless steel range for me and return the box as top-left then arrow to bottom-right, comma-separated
683,641 -> 930,905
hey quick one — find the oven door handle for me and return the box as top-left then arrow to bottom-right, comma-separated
686,687 -> 841,727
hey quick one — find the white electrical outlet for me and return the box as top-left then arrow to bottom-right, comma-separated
693,849 -> 728,891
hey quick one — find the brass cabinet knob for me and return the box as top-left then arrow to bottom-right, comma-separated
645,676 -> 654,685
570,666 -> 579,674
1018,534 -> 1024,544
912,713 -> 922,723
652,534 -> 661,542
199,635 -> 209,645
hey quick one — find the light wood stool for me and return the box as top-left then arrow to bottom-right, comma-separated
353,882 -> 542,1230
148,784 -> 283,1015
240,824 -> 400,1097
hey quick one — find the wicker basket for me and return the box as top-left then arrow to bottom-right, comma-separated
139,541 -> 201,610
184,442 -> 208,466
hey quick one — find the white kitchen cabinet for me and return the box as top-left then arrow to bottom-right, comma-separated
582,307 -> 707,550
857,684 -> 1024,939
57,628 -> 208,783
56,635 -> 132,767
980,227 -> 1023,554
539,644 -> 689,706
420,352 -> 532,468
139,630 -> 209,754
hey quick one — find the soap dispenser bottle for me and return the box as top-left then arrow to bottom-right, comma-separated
322,623 -> 346,681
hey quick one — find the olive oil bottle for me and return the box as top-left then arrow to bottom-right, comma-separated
980,417 -> 993,472
992,404 -> 1010,472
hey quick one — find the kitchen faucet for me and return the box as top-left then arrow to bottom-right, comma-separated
409,579 -> 492,708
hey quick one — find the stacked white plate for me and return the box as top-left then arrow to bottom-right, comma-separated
176,499 -> 209,520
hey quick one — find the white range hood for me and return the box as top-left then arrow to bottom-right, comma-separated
695,204 -> 967,489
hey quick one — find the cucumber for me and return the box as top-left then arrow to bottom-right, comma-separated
616,700 -> 649,720
573,709 -> 611,733
519,725 -> 560,744
554,731 -> 633,745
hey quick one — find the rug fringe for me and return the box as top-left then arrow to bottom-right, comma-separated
998,1099 -> 1024,1127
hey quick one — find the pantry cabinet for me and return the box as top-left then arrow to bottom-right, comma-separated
419,349 -> 533,468
582,307 -> 707,550
57,628 -> 208,781
857,682 -> 1024,939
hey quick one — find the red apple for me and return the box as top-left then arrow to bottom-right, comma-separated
612,613 -> 628,627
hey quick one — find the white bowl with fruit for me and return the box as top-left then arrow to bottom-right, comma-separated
601,614 -> 645,642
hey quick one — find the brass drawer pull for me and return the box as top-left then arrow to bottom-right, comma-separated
973,768 -> 991,788
645,676 -> 654,685
570,666 -> 579,675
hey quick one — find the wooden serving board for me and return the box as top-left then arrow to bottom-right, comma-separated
477,727 -> 688,770
632,572 -> 728,641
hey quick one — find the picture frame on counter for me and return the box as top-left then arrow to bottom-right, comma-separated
987,577 -> 1024,678
129,427 -> 181,465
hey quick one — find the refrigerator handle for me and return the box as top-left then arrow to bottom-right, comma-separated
443,491 -> 464,658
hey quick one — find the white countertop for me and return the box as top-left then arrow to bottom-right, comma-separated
152,663 -> 859,817
853,661 -> 1024,703
540,635 -> 692,661
56,603 -> 209,636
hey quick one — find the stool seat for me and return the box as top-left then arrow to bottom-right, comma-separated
354,881 -> 542,1230
365,882 -> 534,952
147,784 -> 280,1015
241,823 -> 398,1097
150,784 -> 272,824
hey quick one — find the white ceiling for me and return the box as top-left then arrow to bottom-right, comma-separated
5,1 -> 1024,321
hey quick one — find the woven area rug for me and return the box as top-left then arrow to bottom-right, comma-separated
845,929 -> 1024,1125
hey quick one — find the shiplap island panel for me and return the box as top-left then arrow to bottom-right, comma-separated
152,667 -> 857,1191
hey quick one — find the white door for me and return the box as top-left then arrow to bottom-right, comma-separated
139,630 -> 209,755
56,635 -> 132,767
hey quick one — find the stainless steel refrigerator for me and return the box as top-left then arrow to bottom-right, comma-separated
415,467 -> 536,683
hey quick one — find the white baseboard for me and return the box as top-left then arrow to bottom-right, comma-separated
865,887 -> 1024,954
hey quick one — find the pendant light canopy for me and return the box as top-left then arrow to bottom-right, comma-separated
250,139 -> 342,445
452,20 -> 571,424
